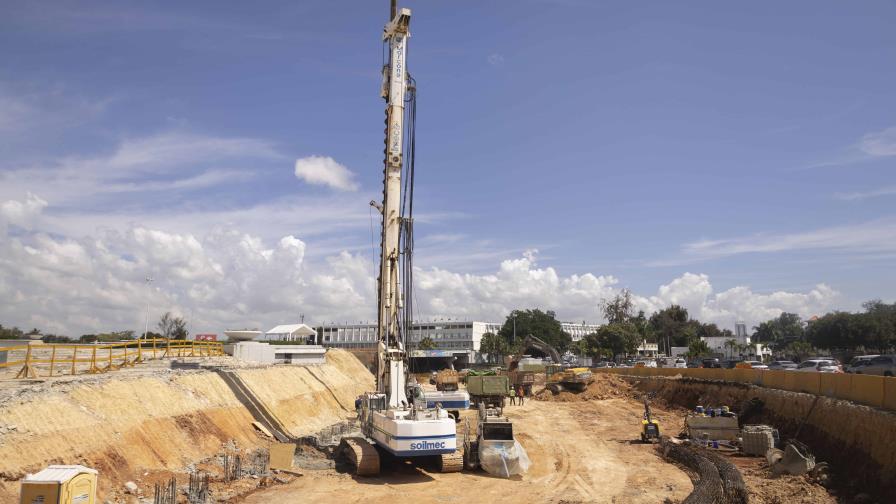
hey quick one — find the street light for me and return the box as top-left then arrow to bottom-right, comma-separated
143,276 -> 154,340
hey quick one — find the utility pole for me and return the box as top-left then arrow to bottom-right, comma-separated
512,314 -> 517,345
143,276 -> 154,340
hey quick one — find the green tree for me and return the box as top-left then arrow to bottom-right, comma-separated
0,325 -> 25,340
630,310 -> 654,342
417,336 -> 437,350
497,309 -> 572,353
754,312 -> 804,349
40,334 -> 72,343
687,339 -> 711,358
649,305 -> 692,353
861,300 -> 896,351
723,338 -> 737,358
479,332 -> 508,363
593,323 -> 641,359
600,289 -> 635,324
580,332 -> 608,360
783,340 -> 815,362
157,312 -> 188,340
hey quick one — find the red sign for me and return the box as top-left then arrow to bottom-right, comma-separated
195,334 -> 217,341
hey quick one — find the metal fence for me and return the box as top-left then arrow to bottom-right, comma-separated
0,339 -> 225,379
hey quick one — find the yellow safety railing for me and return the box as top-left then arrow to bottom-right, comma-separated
0,339 -> 226,379
593,366 -> 896,412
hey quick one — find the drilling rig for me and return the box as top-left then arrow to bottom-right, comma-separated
338,2 -> 463,476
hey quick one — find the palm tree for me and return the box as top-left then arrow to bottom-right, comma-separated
723,339 -> 737,358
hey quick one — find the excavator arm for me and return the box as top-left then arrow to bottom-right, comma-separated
508,334 -> 561,370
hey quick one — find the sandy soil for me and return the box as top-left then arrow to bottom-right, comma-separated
241,398 -> 694,504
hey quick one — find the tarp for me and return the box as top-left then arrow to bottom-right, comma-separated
479,440 -> 530,478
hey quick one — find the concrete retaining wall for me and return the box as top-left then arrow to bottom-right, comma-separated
595,367 -> 896,412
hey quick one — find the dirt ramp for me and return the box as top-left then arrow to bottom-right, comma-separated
534,372 -> 633,402
0,349 -> 372,501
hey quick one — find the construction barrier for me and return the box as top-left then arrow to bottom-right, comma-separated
594,366 -> 896,412
0,339 -> 225,380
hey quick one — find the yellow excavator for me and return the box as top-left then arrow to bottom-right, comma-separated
545,364 -> 594,394
508,335 -> 593,394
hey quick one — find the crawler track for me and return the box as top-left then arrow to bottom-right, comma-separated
438,451 -> 463,473
340,437 -> 380,476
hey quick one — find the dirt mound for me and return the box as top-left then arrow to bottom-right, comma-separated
738,462 -> 836,504
534,373 -> 633,402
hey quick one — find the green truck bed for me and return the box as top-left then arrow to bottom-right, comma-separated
466,375 -> 510,396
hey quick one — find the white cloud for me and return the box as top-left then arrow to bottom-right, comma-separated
859,126 -> 896,157
0,130 -> 282,206
634,273 -> 838,328
487,53 -> 505,66
678,219 -> 896,260
834,185 -> 896,201
0,192 -> 47,232
0,196 -> 374,335
294,155 -> 359,191
413,251 -> 836,330
807,125 -> 896,168
0,198 -> 843,336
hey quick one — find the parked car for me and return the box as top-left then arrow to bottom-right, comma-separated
767,360 -> 798,371
845,355 -> 879,373
796,359 -> 842,373
673,358 -> 687,368
686,360 -> 702,368
853,355 -> 896,377
701,358 -> 721,368
722,359 -> 741,369
593,361 -> 617,368
738,360 -> 768,370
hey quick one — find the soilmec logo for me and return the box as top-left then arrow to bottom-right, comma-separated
409,440 -> 446,450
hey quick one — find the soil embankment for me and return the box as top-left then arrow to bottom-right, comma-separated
0,349 -> 372,501
628,375 -> 896,499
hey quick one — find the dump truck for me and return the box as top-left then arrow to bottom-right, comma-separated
465,374 -> 510,410
545,364 -> 593,394
507,370 -> 535,396
434,369 -> 460,391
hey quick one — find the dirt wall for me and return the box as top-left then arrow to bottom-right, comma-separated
629,376 -> 896,497
0,349 -> 373,501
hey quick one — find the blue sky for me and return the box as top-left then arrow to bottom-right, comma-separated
1,1 -> 894,335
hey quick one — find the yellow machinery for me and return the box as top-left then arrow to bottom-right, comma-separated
641,397 -> 661,443
20,465 -> 97,504
545,365 -> 593,394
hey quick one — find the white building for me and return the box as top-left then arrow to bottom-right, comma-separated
317,321 -> 499,352
560,322 -> 601,341
230,341 -> 326,365
316,319 -> 598,362
262,324 -> 317,342
637,340 -> 659,357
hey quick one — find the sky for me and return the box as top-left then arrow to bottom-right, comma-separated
1,0 -> 894,336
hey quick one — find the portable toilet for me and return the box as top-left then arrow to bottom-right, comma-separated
20,465 -> 97,504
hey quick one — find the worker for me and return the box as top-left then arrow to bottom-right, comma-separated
517,385 -> 525,406
509,386 -> 517,406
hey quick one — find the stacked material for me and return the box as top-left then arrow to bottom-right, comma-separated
741,425 -> 777,456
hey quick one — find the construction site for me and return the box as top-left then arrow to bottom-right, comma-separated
3,1 -> 895,503
2,343 -> 895,503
